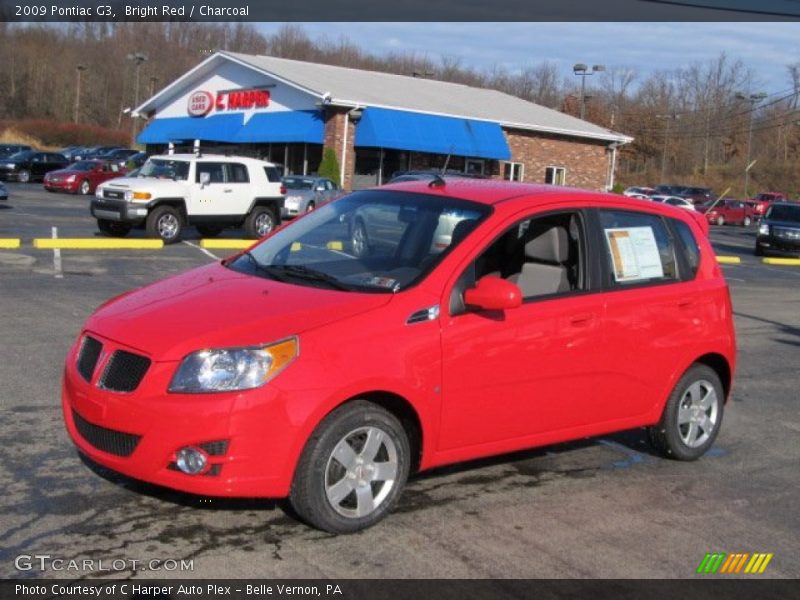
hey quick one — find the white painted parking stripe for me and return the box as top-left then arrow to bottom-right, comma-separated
51,226 -> 63,279
182,240 -> 220,260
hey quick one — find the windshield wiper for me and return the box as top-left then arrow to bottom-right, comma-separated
238,251 -> 290,282
263,264 -> 352,291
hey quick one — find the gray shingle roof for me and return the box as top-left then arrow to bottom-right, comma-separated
221,52 -> 630,144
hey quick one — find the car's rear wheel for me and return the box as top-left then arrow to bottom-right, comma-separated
742,215 -> 752,227
196,225 -> 223,237
754,244 -> 764,256
716,215 -> 725,226
18,169 -> 30,183
648,364 -> 724,461
146,205 -> 183,244
79,180 -> 91,195
97,219 -> 131,238
245,206 -> 276,238
289,401 -> 410,533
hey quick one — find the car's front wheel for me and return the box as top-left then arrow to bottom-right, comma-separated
79,180 -> 91,195
18,169 -> 30,183
146,205 -> 183,244
716,215 -> 725,226
289,401 -> 411,533
648,364 -> 724,461
743,215 -> 752,227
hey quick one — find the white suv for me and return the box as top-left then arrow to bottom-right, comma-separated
92,154 -> 285,243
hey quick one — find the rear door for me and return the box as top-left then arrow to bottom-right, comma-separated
223,162 -> 254,214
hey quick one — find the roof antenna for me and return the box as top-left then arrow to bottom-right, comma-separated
440,153 -> 451,175
429,174 -> 446,188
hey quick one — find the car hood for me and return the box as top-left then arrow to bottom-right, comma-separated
47,168 -> 85,177
99,177 -> 186,193
765,219 -> 800,229
85,261 -> 393,361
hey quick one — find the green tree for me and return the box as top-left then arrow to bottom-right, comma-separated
318,147 -> 341,186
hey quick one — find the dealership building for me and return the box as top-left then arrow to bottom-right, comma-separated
135,51 -> 631,191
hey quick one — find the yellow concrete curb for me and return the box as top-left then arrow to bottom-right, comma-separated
762,257 -> 800,266
716,256 -> 741,264
33,238 -> 164,249
0,239 -> 21,249
200,239 -> 252,250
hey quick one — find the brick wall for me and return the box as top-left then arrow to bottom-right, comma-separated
503,128 -> 610,191
323,109 -> 355,190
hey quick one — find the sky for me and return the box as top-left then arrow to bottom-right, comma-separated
256,22 -> 800,94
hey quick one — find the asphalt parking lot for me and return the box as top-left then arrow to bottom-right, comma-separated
0,182 -> 798,580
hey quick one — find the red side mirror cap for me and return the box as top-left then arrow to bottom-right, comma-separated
464,276 -> 522,311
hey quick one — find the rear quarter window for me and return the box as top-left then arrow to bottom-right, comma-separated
264,166 -> 282,183
598,209 -> 678,286
672,219 -> 700,279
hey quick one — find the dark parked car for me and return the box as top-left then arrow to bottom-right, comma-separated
0,151 -> 69,183
83,146 -> 126,160
0,144 -> 33,159
0,181 -> 8,201
124,151 -> 149,170
653,184 -> 686,196
679,187 -> 714,204
755,202 -> 800,257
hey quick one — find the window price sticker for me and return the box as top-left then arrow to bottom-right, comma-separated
605,226 -> 664,282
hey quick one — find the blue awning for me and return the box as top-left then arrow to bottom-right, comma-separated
355,107 -> 511,160
137,111 -> 324,145
235,111 -> 324,144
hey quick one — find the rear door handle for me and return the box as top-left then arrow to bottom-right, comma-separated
223,188 -> 233,193
569,313 -> 595,326
677,299 -> 695,309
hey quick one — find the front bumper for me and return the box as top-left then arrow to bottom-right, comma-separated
44,180 -> 79,193
62,333 -> 300,497
757,235 -> 800,256
90,196 -> 148,224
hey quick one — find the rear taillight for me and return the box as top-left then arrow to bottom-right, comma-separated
280,185 -> 287,195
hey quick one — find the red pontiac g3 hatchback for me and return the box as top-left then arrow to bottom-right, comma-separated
63,180 -> 736,533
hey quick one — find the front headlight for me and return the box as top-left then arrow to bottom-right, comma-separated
66,175 -> 76,182
759,223 -> 769,235
5,163 -> 16,169
169,337 -> 298,393
95,187 -> 104,198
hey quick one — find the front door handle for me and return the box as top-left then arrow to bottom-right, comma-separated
569,313 -> 595,326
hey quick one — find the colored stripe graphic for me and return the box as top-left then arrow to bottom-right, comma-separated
698,552 -> 773,574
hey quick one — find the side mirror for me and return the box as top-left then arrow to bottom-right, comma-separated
463,276 -> 522,311
199,172 -> 210,187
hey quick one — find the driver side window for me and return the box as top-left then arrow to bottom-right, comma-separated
451,211 -> 586,315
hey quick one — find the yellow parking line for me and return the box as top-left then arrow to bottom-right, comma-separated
716,256 -> 741,264
0,239 -> 21,249
762,257 -> 800,266
33,238 -> 164,249
199,239 -> 252,250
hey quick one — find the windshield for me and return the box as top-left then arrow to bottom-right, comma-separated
283,177 -> 315,190
8,151 -> 33,161
71,161 -> 97,171
227,190 -> 491,292
139,158 -> 190,181
766,204 -> 800,222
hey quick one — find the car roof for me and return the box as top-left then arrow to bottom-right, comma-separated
151,153 -> 277,165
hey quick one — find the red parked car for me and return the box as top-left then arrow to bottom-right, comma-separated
62,181 -> 736,532
43,160 -> 126,195
749,192 -> 788,219
702,199 -> 755,227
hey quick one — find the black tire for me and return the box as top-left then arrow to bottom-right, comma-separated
244,206 -> 277,239
79,179 -> 91,195
289,400 -> 411,534
196,225 -> 223,237
146,205 -> 183,244
306,201 -> 316,213
716,215 -> 725,226
754,244 -> 764,257
648,364 -> 725,461
350,219 -> 368,257
18,169 -> 30,183
97,219 -> 131,238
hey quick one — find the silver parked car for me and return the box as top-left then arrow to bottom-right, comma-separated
282,176 -> 341,217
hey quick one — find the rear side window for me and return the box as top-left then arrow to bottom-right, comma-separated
598,209 -> 678,286
227,163 -> 249,183
264,166 -> 282,183
672,219 -> 700,278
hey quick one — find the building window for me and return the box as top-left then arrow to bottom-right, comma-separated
465,159 -> 485,176
504,162 -> 524,182
544,166 -> 566,185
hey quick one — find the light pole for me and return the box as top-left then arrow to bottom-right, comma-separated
735,91 -> 767,198
656,113 -> 680,182
127,52 -> 148,141
73,64 -> 87,124
573,63 -> 605,120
